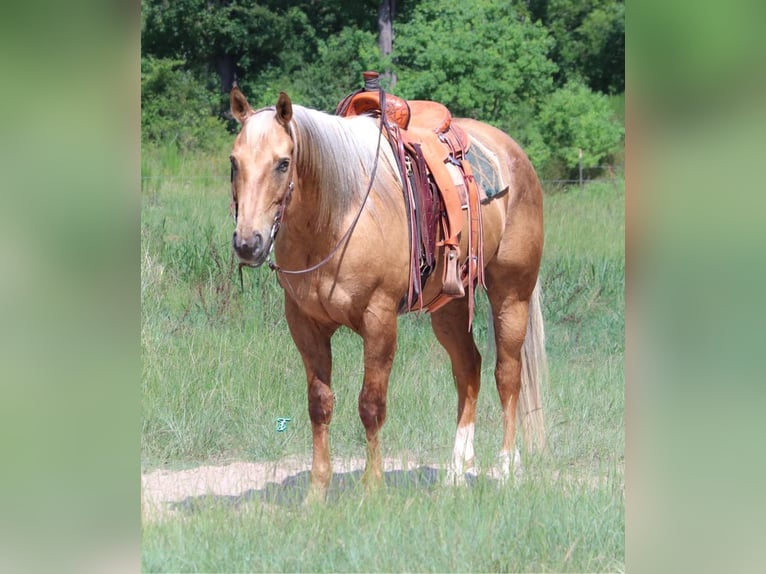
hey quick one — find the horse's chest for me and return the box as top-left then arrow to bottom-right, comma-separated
278,273 -> 360,326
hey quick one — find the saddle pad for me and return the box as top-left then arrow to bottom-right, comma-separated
465,136 -> 510,202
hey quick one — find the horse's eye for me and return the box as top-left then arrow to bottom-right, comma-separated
277,158 -> 290,173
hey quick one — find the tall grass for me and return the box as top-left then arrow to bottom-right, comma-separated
143,479 -> 623,573
541,183 -> 624,471
141,149 -> 624,571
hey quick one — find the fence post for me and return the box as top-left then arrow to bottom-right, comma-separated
578,148 -> 583,189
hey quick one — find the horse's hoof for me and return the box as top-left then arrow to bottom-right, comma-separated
497,449 -> 523,484
444,467 -> 466,487
361,470 -> 383,491
303,483 -> 328,505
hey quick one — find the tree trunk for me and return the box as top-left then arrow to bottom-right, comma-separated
378,0 -> 397,89
215,53 -> 237,93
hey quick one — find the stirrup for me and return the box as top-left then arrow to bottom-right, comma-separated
442,247 -> 465,297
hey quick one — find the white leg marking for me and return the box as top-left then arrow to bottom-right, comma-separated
497,448 -> 523,483
446,423 -> 475,485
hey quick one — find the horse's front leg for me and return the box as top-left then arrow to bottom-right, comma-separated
284,298 -> 338,503
358,305 -> 398,488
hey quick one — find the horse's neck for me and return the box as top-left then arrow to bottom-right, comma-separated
290,178 -> 344,232
270,190 -> 340,282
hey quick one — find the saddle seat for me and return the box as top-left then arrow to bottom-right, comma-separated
336,71 -> 486,325
407,100 -> 451,133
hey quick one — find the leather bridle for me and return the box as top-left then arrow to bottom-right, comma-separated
236,110 -> 385,284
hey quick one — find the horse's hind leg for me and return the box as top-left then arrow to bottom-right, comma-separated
485,282 -> 531,481
431,298 -> 482,484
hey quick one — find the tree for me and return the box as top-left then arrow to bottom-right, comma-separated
141,56 -> 230,150
251,27 -> 383,112
141,0 -> 379,94
139,0 -> 624,172
378,0 -> 396,88
538,80 -> 623,174
141,0 -> 320,94
393,0 -> 557,165
527,0 -> 625,93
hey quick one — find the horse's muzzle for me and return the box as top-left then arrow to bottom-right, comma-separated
232,230 -> 271,266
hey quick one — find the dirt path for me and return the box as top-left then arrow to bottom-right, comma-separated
142,456 -> 622,521
141,455 -> 448,520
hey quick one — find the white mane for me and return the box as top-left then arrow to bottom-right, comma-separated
290,106 -> 400,229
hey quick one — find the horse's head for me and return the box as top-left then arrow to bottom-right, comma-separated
229,87 -> 295,266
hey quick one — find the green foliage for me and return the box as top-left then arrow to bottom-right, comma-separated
141,0 -> 385,134
141,56 -> 230,151
531,0 -> 625,93
142,1 -> 302,76
140,0 -> 624,175
395,1 -> 557,111
538,80 -> 624,173
576,2 -> 625,93
393,0 -> 557,167
391,0 -> 622,175
301,28 -> 384,110
142,0 -> 378,90
249,27 -> 383,113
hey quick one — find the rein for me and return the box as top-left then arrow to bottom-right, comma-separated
265,116 -> 386,276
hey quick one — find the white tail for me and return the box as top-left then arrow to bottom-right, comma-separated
518,279 -> 548,452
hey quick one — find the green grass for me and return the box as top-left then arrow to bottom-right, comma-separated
143,479 -> 623,573
542,183 -> 624,471
141,148 -> 624,571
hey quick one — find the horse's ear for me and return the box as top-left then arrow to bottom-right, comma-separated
276,92 -> 293,127
230,86 -> 252,124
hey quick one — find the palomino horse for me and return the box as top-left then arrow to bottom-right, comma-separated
229,87 -> 546,501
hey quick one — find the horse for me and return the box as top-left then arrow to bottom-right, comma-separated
228,86 -> 547,502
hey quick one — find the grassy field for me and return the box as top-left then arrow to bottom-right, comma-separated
141,145 -> 624,572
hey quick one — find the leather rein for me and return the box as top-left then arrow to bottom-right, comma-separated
238,111 -> 385,283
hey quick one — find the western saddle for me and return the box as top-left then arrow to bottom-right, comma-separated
336,71 -> 486,325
